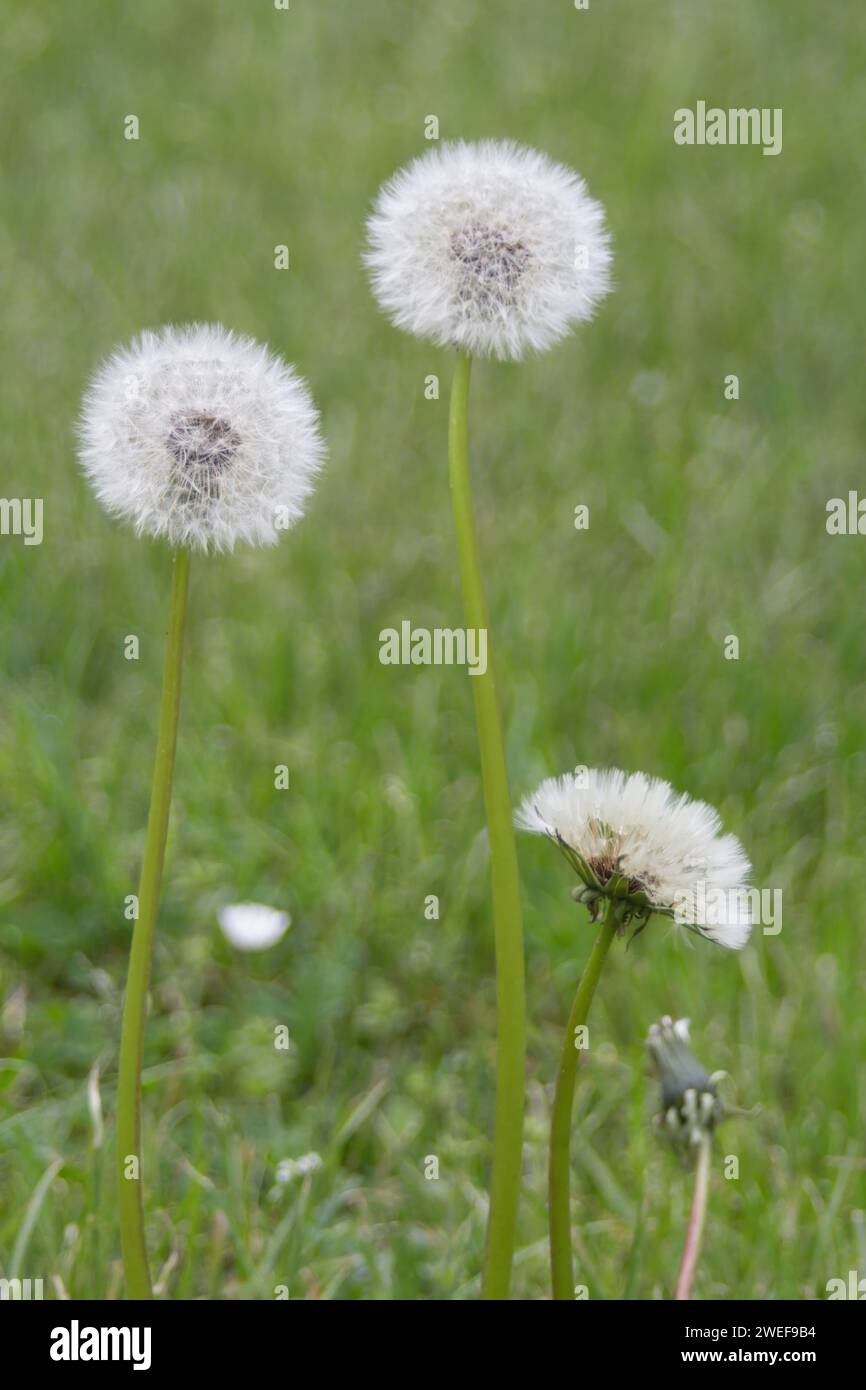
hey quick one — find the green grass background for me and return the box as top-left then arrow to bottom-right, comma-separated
1,0 -> 865,1300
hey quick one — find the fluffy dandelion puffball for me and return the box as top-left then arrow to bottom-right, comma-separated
516,767 -> 753,949
218,902 -> 291,952
364,140 -> 612,361
78,324 -> 326,552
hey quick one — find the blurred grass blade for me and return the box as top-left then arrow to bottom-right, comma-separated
10,1156 -> 63,1280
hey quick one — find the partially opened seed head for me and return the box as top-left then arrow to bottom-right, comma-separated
516,766 -> 754,949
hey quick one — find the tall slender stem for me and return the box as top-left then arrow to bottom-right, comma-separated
116,548 -> 190,1299
448,352 -> 526,1300
675,1131 -> 712,1300
548,900 -> 618,1300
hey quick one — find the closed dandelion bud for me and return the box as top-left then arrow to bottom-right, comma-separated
646,1016 -> 724,1151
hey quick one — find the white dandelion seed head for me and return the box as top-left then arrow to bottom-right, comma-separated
364,140 -> 612,362
516,766 -> 753,950
78,323 -> 326,553
217,902 -> 291,952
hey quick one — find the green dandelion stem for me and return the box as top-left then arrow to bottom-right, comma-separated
549,899 -> 618,1300
116,547 -> 190,1300
448,352 -> 527,1300
675,1129 -> 712,1301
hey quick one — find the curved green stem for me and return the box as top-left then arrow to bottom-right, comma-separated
116,548 -> 190,1299
675,1131 -> 712,1300
448,352 -> 527,1300
549,900 -> 618,1300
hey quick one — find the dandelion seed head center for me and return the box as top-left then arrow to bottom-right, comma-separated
166,412 -> 241,480
585,853 -> 650,901
449,221 -> 531,308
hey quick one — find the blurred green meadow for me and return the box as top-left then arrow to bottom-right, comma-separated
1,0 -> 865,1300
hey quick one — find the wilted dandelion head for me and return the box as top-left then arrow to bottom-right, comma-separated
516,766 -> 753,949
78,324 -> 326,553
646,1016 -> 724,1150
364,140 -> 612,361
